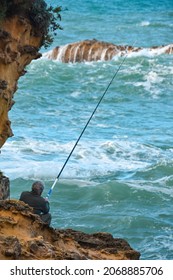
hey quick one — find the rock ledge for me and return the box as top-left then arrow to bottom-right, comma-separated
0,200 -> 140,260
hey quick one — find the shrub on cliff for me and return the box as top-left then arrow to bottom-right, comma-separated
0,0 -> 62,48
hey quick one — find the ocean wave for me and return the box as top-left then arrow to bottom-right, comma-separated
139,20 -> 173,28
139,21 -> 150,27
2,136 -> 173,182
121,45 -> 173,58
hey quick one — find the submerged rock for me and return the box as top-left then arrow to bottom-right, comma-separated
0,200 -> 140,260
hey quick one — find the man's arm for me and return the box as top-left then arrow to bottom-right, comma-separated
41,198 -> 50,214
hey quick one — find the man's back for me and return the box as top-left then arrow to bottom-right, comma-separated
20,191 -> 49,215
19,181 -> 51,226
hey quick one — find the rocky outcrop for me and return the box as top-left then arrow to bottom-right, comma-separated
0,200 -> 140,260
43,39 -> 173,63
0,16 -> 42,148
0,173 -> 10,200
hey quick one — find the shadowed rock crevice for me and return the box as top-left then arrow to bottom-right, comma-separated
0,174 -> 10,200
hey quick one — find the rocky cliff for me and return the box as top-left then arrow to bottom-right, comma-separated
0,2 -> 140,260
0,4 -> 43,201
0,15 -> 42,149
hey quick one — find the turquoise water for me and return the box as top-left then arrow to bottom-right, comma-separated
1,0 -> 173,259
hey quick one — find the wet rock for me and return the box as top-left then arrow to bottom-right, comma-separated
43,39 -> 173,63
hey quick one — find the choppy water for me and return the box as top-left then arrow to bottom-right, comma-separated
1,0 -> 173,259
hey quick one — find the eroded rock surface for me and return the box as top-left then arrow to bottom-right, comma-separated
0,200 -> 140,260
0,16 -> 41,148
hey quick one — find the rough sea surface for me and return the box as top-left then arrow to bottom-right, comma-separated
1,0 -> 173,259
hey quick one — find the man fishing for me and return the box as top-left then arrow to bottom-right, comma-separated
19,181 -> 51,226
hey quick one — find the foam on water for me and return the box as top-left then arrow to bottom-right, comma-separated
2,134 -> 173,183
140,21 -> 150,27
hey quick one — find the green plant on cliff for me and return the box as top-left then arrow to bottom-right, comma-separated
29,0 -> 63,48
0,0 -> 63,48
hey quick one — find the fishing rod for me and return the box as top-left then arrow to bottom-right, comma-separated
46,48 -> 130,200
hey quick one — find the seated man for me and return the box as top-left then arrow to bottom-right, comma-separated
19,181 -> 51,226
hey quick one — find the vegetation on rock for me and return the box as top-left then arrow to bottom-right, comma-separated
0,0 -> 62,48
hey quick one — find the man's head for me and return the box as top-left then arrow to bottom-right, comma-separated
32,181 -> 44,196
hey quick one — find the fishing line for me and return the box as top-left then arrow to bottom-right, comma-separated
46,46 -> 132,199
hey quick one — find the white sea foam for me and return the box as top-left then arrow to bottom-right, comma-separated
42,50 -> 53,59
121,44 -> 173,58
140,21 -> 150,26
1,136 -> 170,182
71,91 -> 82,98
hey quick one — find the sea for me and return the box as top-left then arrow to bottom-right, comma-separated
1,0 -> 173,260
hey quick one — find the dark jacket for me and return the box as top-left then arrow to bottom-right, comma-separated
20,191 -> 50,215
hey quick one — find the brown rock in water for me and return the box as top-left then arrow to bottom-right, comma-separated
43,39 -> 173,63
0,200 -> 140,260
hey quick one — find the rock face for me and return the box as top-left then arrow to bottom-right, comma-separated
0,16 -> 42,148
0,200 -> 140,260
43,39 -> 173,63
0,174 -> 10,200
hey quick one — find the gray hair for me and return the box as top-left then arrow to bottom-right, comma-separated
32,181 -> 44,195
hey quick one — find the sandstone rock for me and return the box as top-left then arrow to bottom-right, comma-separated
0,16 -> 42,148
0,200 -> 140,260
